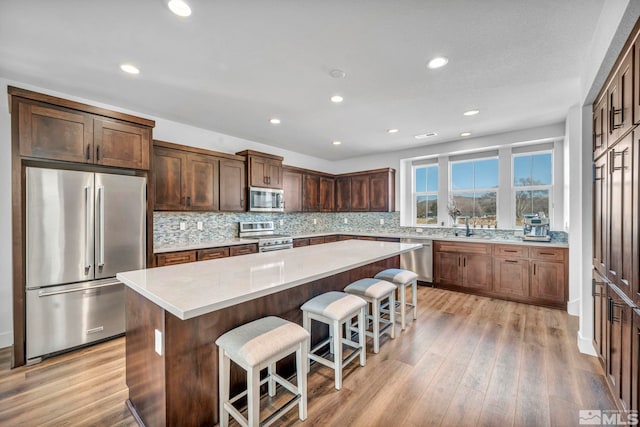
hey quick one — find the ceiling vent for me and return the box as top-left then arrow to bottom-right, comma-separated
414,132 -> 438,140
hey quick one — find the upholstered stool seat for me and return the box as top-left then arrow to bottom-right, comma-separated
301,291 -> 367,390
215,316 -> 310,427
374,268 -> 419,330
344,278 -> 396,353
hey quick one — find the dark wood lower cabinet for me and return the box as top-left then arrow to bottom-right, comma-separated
309,236 -> 325,245
434,241 -> 567,309
156,251 -> 197,266
594,271 -> 608,365
229,244 -> 258,256
633,308 -> 640,411
606,283 -> 633,411
293,238 -> 310,247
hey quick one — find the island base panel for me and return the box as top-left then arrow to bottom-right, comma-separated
126,256 -> 398,426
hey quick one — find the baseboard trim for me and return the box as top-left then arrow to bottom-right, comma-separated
577,331 -> 597,356
567,298 -> 580,316
0,330 -> 13,350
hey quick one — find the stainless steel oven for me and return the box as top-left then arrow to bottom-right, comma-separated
239,221 -> 292,251
249,187 -> 284,212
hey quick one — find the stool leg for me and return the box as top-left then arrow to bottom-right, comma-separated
412,279 -> 418,320
303,311 -> 311,372
329,323 -> 335,354
247,366 -> 260,427
296,341 -> 308,420
372,298 -> 380,353
389,291 -> 396,339
399,284 -> 407,330
268,362 -> 276,397
218,349 -> 230,427
358,307 -> 366,367
333,319 -> 342,390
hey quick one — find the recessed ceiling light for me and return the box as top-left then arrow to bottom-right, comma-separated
120,64 -> 140,75
414,132 -> 438,140
329,69 -> 347,79
463,109 -> 480,116
269,118 -> 281,125
460,132 -> 472,137
330,95 -> 344,103
168,0 -> 191,17
387,129 -> 399,134
427,57 -> 448,69
332,141 -> 342,145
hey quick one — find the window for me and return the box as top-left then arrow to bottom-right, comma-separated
414,165 -> 438,225
449,158 -> 498,226
513,152 -> 552,226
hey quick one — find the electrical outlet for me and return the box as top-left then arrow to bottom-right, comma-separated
179,222 -> 186,231
154,329 -> 163,356
313,218 -> 317,225
344,218 -> 348,224
279,219 -> 284,226
197,221 -> 203,230
379,219 -> 384,225
416,228 -> 423,233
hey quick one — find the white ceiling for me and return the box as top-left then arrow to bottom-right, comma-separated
0,1 -> 604,160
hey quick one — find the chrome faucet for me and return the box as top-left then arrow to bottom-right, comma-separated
465,217 -> 472,237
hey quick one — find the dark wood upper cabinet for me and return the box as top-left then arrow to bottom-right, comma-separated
609,48 -> 634,144
594,93 -> 608,160
319,176 -> 335,212
593,152 -> 607,276
607,132 -> 634,298
94,118 -> 150,170
303,174 -> 320,212
154,141 -> 245,212
185,153 -> 219,211
18,100 -> 94,164
335,176 -> 351,212
219,159 -> 246,212
369,171 -> 394,212
283,168 -> 303,212
154,146 -> 188,210
237,150 -> 283,189
12,88 -> 153,170
350,175 -> 370,211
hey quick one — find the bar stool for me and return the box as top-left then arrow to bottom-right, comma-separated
301,291 -> 367,390
374,268 -> 418,330
344,278 -> 396,353
215,316 -> 310,427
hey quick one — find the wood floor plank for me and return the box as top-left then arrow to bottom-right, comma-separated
0,287 -> 617,426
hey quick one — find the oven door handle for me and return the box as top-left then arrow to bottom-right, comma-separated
260,245 -> 293,252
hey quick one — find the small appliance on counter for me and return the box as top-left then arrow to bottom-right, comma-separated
522,214 -> 551,242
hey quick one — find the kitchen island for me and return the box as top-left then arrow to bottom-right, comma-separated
117,240 -> 420,427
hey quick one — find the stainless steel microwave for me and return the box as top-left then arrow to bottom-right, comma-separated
249,187 -> 284,212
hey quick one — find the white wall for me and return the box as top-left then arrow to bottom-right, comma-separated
0,77 -> 335,348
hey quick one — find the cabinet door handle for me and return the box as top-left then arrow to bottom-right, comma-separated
96,145 -> 101,161
608,297 -> 613,322
612,150 -> 626,171
611,107 -> 624,129
86,145 -> 91,160
463,257 -> 466,267
458,257 -> 461,267
533,263 -> 536,275
187,196 -> 191,207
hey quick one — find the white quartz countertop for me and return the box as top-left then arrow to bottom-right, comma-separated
118,240 -> 421,320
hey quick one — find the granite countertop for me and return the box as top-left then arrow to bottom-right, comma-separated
289,231 -> 569,248
119,240 -> 421,320
154,238 -> 259,254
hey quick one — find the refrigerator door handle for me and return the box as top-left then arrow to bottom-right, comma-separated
98,185 -> 105,269
37,280 -> 122,297
84,186 -> 92,274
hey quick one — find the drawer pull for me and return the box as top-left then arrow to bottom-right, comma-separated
87,326 -> 104,335
539,252 -> 555,256
505,260 -> 518,263
504,250 -> 517,253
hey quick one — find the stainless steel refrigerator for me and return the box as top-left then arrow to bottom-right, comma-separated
25,167 -> 146,362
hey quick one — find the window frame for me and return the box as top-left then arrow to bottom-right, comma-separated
412,163 -> 439,226
448,155 -> 499,225
511,150 -> 554,228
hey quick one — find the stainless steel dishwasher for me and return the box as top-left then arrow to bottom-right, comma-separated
400,238 -> 433,283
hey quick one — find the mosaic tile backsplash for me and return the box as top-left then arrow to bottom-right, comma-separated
154,211 -> 568,246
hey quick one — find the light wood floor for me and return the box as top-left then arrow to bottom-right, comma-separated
0,287 -> 616,426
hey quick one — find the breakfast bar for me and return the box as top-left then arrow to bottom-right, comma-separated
117,240 -> 420,427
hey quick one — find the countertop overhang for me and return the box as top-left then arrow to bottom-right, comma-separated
118,240 -> 421,320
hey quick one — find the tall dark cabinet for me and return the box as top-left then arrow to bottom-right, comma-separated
592,18 -> 640,412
